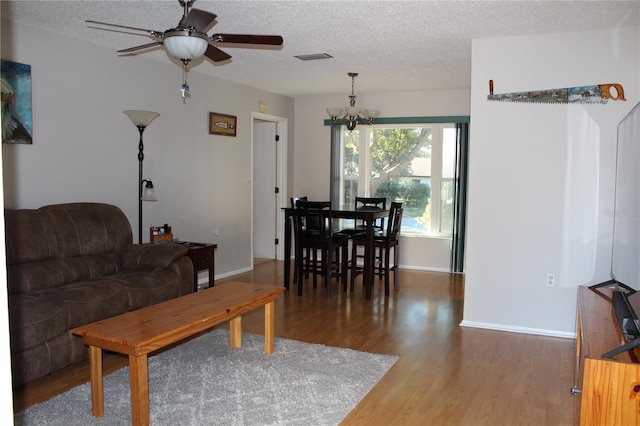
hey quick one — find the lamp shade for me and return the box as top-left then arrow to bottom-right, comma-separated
326,107 -> 345,119
141,180 -> 158,201
124,110 -> 160,128
164,31 -> 209,60
362,109 -> 381,120
345,106 -> 361,118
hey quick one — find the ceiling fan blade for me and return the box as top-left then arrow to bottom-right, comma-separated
182,8 -> 217,31
205,45 -> 232,62
86,20 -> 162,37
118,41 -> 163,54
212,34 -> 283,46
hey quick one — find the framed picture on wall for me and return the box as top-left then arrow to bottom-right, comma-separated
209,112 -> 237,137
1,59 -> 33,144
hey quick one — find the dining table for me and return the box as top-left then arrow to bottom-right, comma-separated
282,206 -> 388,300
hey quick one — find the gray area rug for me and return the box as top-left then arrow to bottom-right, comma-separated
15,329 -> 398,425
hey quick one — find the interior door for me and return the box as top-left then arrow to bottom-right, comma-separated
252,120 -> 278,260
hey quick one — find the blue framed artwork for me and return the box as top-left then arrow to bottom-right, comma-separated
1,59 -> 33,144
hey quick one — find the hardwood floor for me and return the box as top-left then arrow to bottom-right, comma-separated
13,261 -> 577,425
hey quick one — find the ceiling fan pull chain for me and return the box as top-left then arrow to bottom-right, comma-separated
180,62 -> 190,101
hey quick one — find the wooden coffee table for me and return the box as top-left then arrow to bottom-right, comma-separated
72,281 -> 285,426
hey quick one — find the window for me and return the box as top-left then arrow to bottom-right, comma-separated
335,124 -> 456,237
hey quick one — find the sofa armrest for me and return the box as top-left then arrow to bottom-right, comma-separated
119,243 -> 188,269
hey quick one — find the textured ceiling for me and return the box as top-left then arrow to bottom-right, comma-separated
2,0 -> 639,97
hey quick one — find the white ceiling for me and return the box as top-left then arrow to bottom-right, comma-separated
2,0 -> 639,97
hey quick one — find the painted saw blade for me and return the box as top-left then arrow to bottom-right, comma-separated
487,81 -> 625,104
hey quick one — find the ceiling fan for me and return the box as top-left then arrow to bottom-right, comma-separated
86,0 -> 283,99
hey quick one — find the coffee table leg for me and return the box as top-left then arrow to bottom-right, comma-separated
230,316 -> 242,349
89,346 -> 104,417
265,300 -> 275,354
129,354 -> 150,426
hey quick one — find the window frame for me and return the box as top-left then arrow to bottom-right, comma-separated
329,116 -> 468,239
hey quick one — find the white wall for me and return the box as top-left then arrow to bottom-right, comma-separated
463,27 -> 640,337
1,19 -> 295,277
294,89 -> 470,271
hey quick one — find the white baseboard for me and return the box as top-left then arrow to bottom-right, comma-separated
197,266 -> 253,284
459,320 -> 576,339
399,265 -> 451,273
207,264 -> 452,285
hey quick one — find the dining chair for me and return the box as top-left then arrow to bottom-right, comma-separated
290,196 -> 307,207
340,197 -> 387,279
293,200 -> 350,296
339,196 -> 387,237
350,201 -> 403,296
290,196 -> 309,285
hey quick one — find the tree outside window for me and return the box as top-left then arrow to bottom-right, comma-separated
338,124 -> 454,237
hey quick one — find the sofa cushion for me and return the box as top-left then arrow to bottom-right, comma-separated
7,259 -> 73,295
6,253 -> 121,295
119,243 -> 188,269
4,209 -> 60,265
10,331 -> 87,387
63,253 -> 120,280
36,279 -> 130,329
41,203 -> 132,257
8,294 -> 69,352
113,268 -> 183,310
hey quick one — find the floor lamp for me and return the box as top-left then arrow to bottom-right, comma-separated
124,110 -> 160,244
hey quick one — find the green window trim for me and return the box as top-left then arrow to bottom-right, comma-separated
324,115 -> 470,126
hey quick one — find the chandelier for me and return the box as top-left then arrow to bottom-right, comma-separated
327,72 -> 380,131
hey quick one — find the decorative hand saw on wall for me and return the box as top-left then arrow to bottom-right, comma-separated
487,80 -> 626,104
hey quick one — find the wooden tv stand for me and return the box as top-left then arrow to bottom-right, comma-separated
574,286 -> 640,425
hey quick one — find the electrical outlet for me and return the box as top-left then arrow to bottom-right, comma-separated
546,273 -> 555,287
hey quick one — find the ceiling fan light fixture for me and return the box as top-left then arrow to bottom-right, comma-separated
164,30 -> 209,60
86,1 -> 283,100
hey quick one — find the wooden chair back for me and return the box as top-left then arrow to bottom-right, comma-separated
355,196 -> 387,231
294,200 -> 333,236
386,201 -> 404,242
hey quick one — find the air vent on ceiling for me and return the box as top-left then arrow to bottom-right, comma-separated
294,53 -> 334,61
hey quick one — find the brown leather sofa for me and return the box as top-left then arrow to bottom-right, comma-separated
5,202 -> 194,387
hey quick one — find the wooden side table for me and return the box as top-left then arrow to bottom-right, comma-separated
180,242 -> 217,292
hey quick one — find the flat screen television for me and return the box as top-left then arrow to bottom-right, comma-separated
593,101 -> 640,357
610,101 -> 640,292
